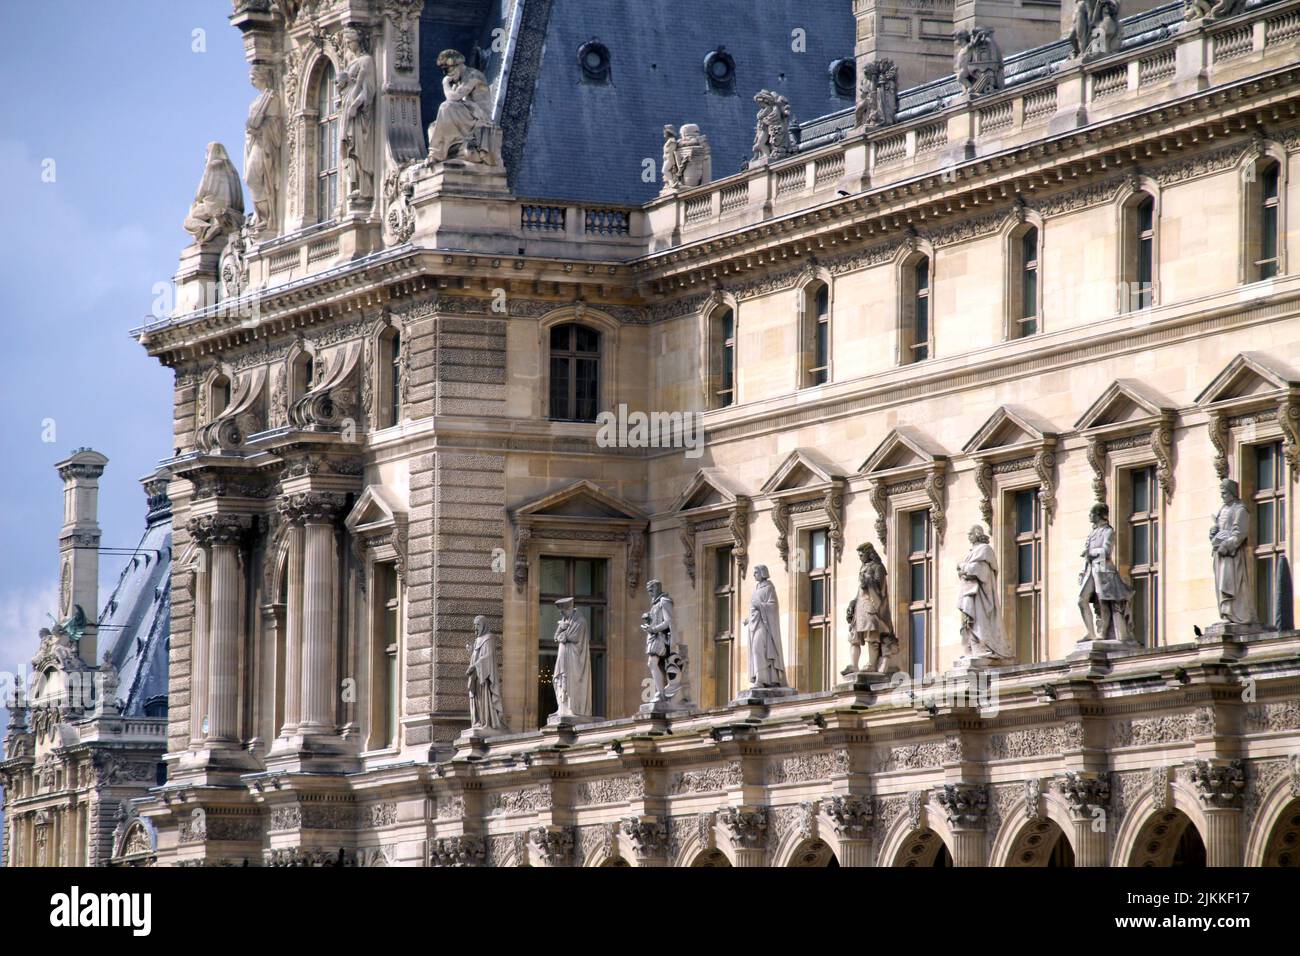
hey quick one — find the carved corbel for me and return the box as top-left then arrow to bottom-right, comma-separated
922,465 -> 946,545
1207,410 -> 1230,480
1033,445 -> 1058,525
728,498 -> 750,581
1279,393 -> 1300,482
680,519 -> 697,587
1085,436 -> 1107,504
512,523 -> 531,593
868,480 -> 888,548
771,500 -> 791,570
823,482 -> 845,562
1151,418 -> 1176,503
626,528 -> 645,594
974,460 -> 993,529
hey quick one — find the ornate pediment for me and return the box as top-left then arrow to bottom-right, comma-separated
860,427 -> 949,547
1076,380 -> 1177,505
964,406 -> 1059,527
963,405 -> 1058,457
672,469 -> 753,586
760,449 -> 842,496
760,450 -> 845,569
345,485 -> 409,583
510,481 -> 648,593
1196,353 -> 1300,480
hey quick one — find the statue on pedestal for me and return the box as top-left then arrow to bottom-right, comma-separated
954,27 -> 1004,98
957,525 -> 1012,661
1066,0 -> 1122,61
244,64 -> 283,234
749,90 -> 793,167
641,580 -> 675,701
466,615 -> 504,731
96,650 -> 120,714
1210,479 -> 1256,625
842,543 -> 898,676
855,59 -> 899,129
551,597 -> 591,719
338,27 -> 377,203
427,49 -> 501,168
660,124 -> 711,193
1077,503 -> 1135,642
746,565 -> 788,689
182,143 -> 244,244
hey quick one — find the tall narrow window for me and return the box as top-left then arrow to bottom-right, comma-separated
902,257 -> 932,363
711,546 -> 735,706
548,323 -> 601,422
538,556 -> 607,725
804,283 -> 830,387
1255,161 -> 1281,281
387,330 -> 402,427
290,351 -> 314,409
1253,442 -> 1286,624
1126,194 -> 1156,311
210,375 -> 231,420
713,307 -> 736,408
1127,466 -> 1160,646
1012,489 -> 1043,662
1016,227 -> 1040,337
805,528 -> 832,691
374,562 -> 401,748
905,509 -> 933,671
316,65 -> 339,223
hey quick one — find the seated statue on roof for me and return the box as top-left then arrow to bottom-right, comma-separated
427,49 -> 502,169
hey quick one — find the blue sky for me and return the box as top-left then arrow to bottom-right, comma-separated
0,2 -> 247,693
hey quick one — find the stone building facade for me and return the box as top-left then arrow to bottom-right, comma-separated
118,0 -> 1300,866
0,451 -> 171,867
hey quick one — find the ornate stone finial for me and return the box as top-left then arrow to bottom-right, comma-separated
1185,758 -> 1246,809
823,795 -> 873,838
660,123 -> 712,194
749,89 -> 794,168
719,806 -> 768,850
182,143 -> 245,244
855,59 -> 898,129
429,834 -> 486,867
953,28 -> 1004,99
935,783 -> 989,829
530,825 -> 575,866
620,816 -> 668,860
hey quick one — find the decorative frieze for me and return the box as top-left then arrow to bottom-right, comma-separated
1110,708 -> 1213,747
766,750 -> 848,784
574,774 -> 645,806
670,761 -> 743,794
489,786 -> 553,814
986,723 -> 1083,760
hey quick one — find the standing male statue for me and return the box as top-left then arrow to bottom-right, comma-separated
1077,503 -> 1135,642
466,615 -> 504,731
957,525 -> 1012,661
641,579 -> 678,703
746,565 -> 788,689
1210,478 -> 1256,625
550,597 -> 591,719
842,543 -> 898,676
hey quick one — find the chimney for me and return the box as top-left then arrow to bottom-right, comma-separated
55,447 -> 108,666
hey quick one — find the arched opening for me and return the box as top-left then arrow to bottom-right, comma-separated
314,62 -> 340,223
210,374 -> 232,421
1260,797 -> 1300,866
1127,808 -> 1207,867
1120,190 -> 1157,312
894,828 -> 952,867
709,305 -> 736,409
599,856 -> 631,867
290,351 -> 314,406
690,848 -> 732,867
899,253 -> 932,364
1005,818 -> 1074,867
1007,223 -> 1041,338
799,280 -> 830,388
788,838 -> 839,867
1244,156 -> 1282,283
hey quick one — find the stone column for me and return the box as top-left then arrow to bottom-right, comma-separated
935,784 -> 989,867
720,807 -> 769,867
207,527 -> 245,745
282,523 -> 304,736
823,795 -> 874,867
290,493 -> 346,736
189,546 -> 209,747
1056,772 -> 1111,867
1186,759 -> 1246,867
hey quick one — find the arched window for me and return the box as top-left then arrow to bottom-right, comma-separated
1122,192 -> 1157,311
1010,226 -> 1041,338
316,63 -> 339,223
548,323 -> 600,421
1248,159 -> 1282,282
210,374 -> 232,420
378,328 -> 402,428
900,255 -> 932,364
290,351 -> 314,404
710,306 -> 736,408
801,282 -> 830,388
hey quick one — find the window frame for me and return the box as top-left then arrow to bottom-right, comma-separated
1248,440 -> 1287,626
1119,465 -> 1160,647
1241,151 -> 1286,284
801,527 -> 833,692
898,249 -> 934,365
546,322 -> 602,422
1005,219 -> 1043,339
708,302 -> 737,409
1118,185 -> 1160,313
314,61 -> 340,225
537,555 -> 609,724
1005,486 -> 1043,663
903,508 -> 934,673
798,278 -> 832,389
709,545 -> 736,706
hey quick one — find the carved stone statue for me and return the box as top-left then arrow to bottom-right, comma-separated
855,59 -> 899,129
466,615 -> 504,731
1066,0 -> 1122,61
337,27 -> 376,203
957,525 -> 1012,661
640,579 -> 690,709
427,49 -> 502,168
96,650 -> 120,714
1183,0 -> 1247,23
1210,479 -> 1256,625
551,597 -> 592,719
954,27 -> 1005,98
842,542 -> 898,676
749,90 -> 793,167
746,564 -> 788,689
660,123 -> 711,194
1078,503 -> 1136,642
182,142 -> 244,244
219,217 -> 250,300
244,64 -> 283,234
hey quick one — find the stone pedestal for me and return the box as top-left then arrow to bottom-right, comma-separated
731,686 -> 796,705
837,669 -> 897,691
1067,638 -> 1142,659
1199,621 -> 1267,642
454,726 -> 506,758
545,712 -> 595,728
638,697 -> 696,718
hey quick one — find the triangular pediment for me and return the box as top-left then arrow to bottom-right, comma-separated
1196,352 -> 1300,407
513,479 -> 647,522
860,426 -> 948,475
963,405 -> 1058,455
1076,379 -> 1174,430
671,468 -> 748,514
760,448 -> 842,495
345,485 -> 407,534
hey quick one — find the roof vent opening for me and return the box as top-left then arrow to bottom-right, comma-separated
704,46 -> 736,92
830,57 -> 857,98
578,39 -> 611,83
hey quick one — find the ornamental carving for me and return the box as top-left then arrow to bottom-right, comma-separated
670,761 -> 743,794
1055,772 -> 1111,819
1244,700 -> 1300,732
680,519 -> 697,587
935,783 -> 988,829
1184,759 -> 1246,809
575,774 -> 646,805
1110,709 -> 1212,747
876,739 -> 950,772
767,750 -> 849,784
1023,779 -> 1043,822
530,825 -> 574,866
186,513 -> 252,546
620,817 -> 668,859
277,490 -> 348,525
719,806 -> 768,849
824,794 -> 873,838
986,723 -> 1083,760
429,834 -> 486,867
490,786 -> 552,814
270,806 -> 303,831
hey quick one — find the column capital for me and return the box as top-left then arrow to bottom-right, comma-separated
935,783 -> 989,830
1185,758 -> 1246,810
529,825 -> 575,867
428,834 -> 486,867
619,815 -> 668,861
277,491 -> 348,525
186,513 -> 252,546
823,794 -> 874,839
1054,771 -> 1112,821
719,805 -> 768,850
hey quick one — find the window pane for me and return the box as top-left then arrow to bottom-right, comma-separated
914,296 -> 929,346
713,639 -> 732,705
575,325 -> 600,353
810,578 -> 825,616
575,357 -> 599,421
549,356 -> 570,418
809,625 -> 825,692
1015,490 -> 1035,534
1021,266 -> 1038,322
915,258 -> 929,292
1132,469 -> 1150,514
1132,577 -> 1148,645
910,611 -> 926,668
909,510 -> 928,554
910,562 -> 927,601
1258,501 -> 1275,545
814,320 -> 828,367
715,547 -> 732,586
1016,594 -> 1034,661
720,308 -> 734,340
1017,543 -> 1034,585
1256,444 -> 1275,491
550,324 -> 570,350
1257,557 -> 1275,624
815,284 -> 829,318
714,594 -> 731,634
1132,524 -> 1149,566
591,648 -> 606,718
811,530 -> 828,570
